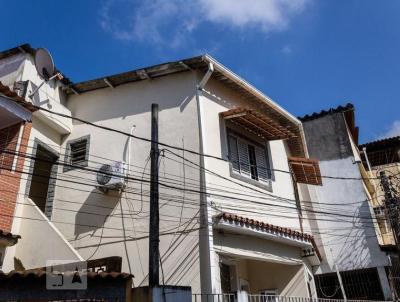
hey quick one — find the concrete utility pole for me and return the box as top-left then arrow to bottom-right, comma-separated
148,103 -> 159,287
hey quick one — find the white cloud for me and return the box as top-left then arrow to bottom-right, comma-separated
99,0 -> 310,48
380,120 -> 400,139
200,0 -> 308,31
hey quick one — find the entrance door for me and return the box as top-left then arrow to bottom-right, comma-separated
28,145 -> 58,215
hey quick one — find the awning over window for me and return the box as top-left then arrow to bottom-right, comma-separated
288,157 -> 322,186
220,107 -> 297,140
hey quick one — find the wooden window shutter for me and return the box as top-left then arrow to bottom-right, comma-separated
237,139 -> 251,177
288,157 -> 322,186
255,146 -> 269,182
228,135 -> 240,172
0,124 -> 21,171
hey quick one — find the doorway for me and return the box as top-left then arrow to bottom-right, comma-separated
28,144 -> 58,217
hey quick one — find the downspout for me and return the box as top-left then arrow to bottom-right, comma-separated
196,61 -> 214,295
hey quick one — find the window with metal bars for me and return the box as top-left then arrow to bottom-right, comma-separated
227,132 -> 271,184
0,124 -> 21,171
64,135 -> 90,172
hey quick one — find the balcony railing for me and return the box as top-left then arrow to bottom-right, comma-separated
192,294 -> 390,302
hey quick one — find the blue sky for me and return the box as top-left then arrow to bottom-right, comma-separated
1,0 -> 399,143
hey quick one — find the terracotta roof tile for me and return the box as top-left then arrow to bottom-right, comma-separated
214,212 -> 322,260
0,269 -> 132,281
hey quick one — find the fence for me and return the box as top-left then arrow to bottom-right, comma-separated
192,293 -> 390,302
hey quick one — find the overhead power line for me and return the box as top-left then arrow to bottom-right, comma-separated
8,100 -> 384,181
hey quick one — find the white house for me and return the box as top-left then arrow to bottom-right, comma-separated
0,44 -> 323,299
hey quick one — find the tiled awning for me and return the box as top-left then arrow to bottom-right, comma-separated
220,107 -> 297,140
288,157 -> 322,186
213,212 -> 322,262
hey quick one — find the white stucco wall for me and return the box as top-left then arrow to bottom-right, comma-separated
51,71 -> 203,291
303,158 -> 388,274
197,76 -> 305,294
3,198 -> 82,272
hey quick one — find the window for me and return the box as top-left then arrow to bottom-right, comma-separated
0,124 -> 20,171
64,135 -> 90,171
228,132 -> 270,184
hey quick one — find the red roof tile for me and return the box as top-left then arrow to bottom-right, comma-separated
214,212 -> 322,260
0,269 -> 132,281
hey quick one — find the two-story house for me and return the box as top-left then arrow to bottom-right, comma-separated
0,44 -> 322,299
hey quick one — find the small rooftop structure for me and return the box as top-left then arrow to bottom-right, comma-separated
360,136 -> 400,167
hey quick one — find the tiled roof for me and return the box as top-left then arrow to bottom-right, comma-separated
298,103 -> 354,122
0,229 -> 21,241
0,270 -> 132,281
214,212 -> 322,260
0,81 -> 37,112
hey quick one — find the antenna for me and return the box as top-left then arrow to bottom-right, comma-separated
29,48 -> 63,99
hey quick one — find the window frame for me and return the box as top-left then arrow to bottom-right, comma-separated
227,129 -> 272,191
64,135 -> 90,172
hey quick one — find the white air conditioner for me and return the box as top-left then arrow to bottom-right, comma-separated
96,161 -> 126,192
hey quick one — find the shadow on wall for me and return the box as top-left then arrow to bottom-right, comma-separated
74,190 -> 120,237
334,199 -> 379,270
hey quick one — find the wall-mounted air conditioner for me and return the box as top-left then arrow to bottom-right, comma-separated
96,161 -> 126,192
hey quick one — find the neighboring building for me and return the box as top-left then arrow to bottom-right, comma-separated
360,136 -> 400,295
0,44 -> 323,299
299,104 -> 393,300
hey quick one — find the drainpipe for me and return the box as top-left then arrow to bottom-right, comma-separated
362,147 -> 374,176
196,61 -> 215,295
198,62 -> 214,90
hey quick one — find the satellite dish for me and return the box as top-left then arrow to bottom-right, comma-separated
34,48 -> 55,80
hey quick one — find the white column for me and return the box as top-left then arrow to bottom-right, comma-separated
377,266 -> 392,300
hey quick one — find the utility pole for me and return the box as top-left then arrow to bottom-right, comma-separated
149,103 -> 159,287
334,264 -> 347,302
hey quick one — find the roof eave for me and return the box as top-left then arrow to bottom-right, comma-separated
203,54 -> 302,126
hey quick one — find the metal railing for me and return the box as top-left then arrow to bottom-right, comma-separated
193,294 -> 390,302
193,293 -> 237,302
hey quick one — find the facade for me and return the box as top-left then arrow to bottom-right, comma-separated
0,44 -> 324,299
299,104 -> 393,300
360,136 -> 400,296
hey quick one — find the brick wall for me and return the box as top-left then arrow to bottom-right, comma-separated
0,122 -> 32,231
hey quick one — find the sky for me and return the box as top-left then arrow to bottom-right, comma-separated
1,0 -> 399,143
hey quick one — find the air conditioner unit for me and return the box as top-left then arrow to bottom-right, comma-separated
96,161 -> 126,192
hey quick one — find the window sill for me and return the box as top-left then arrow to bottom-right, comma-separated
229,169 -> 272,192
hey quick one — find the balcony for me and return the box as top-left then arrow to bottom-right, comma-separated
27,81 -> 72,134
